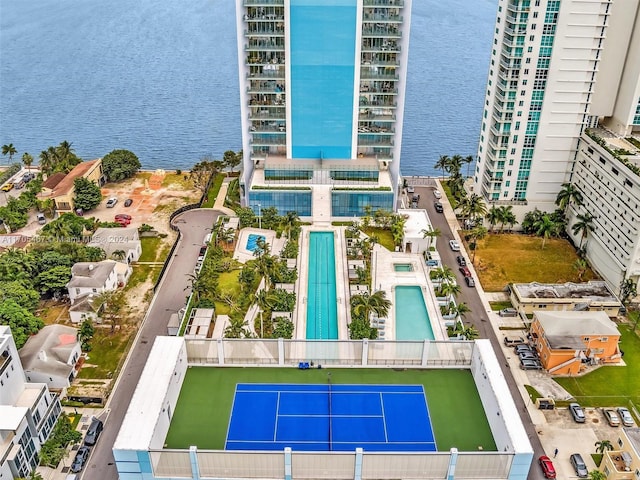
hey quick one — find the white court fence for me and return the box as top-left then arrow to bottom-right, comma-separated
185,338 -> 475,367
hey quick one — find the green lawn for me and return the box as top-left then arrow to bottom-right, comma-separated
164,367 -> 496,452
139,237 -> 165,262
474,233 -> 597,291
201,174 -> 225,208
555,325 -> 640,407
361,227 -> 394,251
78,328 -> 133,379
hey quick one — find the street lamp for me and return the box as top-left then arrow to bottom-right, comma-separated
257,203 -> 262,229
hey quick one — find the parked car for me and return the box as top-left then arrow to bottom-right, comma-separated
406,186 -> 415,194
22,172 -> 35,183
569,403 -> 586,423
499,308 -> 518,317
504,336 -> 526,346
14,180 -> 25,189
514,344 -> 534,354
124,198 -> 133,207
84,418 -> 104,446
538,455 -> 556,479
456,255 -> 467,266
115,214 -> 132,221
1,183 -> 14,192
459,266 -> 472,277
617,407 -> 634,427
434,202 -> 444,213
106,197 -> 118,208
449,240 -> 460,251
604,408 -> 621,427
433,189 -> 442,199
70,446 -> 90,473
464,276 -> 475,287
520,358 -> 542,370
36,213 -> 47,225
518,351 -> 538,361
115,217 -> 131,226
570,453 -> 589,478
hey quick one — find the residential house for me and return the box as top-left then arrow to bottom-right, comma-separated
600,427 -> 640,480
69,294 -> 102,324
38,159 -> 105,213
510,281 -> 622,318
0,326 -> 61,479
530,311 -> 621,375
18,325 -> 81,389
88,227 -> 142,263
67,260 -> 131,304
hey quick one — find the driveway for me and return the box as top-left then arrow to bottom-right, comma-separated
410,184 -> 548,480
81,208 -> 219,480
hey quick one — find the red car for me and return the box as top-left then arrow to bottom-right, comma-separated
115,217 -> 131,226
459,266 -> 472,277
539,456 -> 556,479
115,214 -> 132,221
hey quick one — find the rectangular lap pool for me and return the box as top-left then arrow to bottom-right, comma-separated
306,232 -> 338,339
395,286 -> 435,340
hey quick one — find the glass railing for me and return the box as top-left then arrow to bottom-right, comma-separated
244,0 -> 284,5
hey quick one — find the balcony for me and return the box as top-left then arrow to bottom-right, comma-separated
358,135 -> 394,147
361,56 -> 399,67
358,125 -> 394,134
244,0 -> 283,5
250,123 -> 286,133
250,108 -> 286,120
247,82 -> 285,94
363,0 -> 404,6
245,40 -> 285,51
362,26 -> 401,38
250,135 -> 286,146
359,96 -> 396,108
244,26 -> 284,36
360,70 -> 398,80
363,12 -> 403,22
247,55 -> 285,66
362,41 -> 400,53
359,84 -> 398,95
247,68 -> 284,80
359,109 -> 396,120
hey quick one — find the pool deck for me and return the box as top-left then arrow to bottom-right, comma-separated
371,245 -> 448,341
295,226 -> 349,340
233,227 -> 285,263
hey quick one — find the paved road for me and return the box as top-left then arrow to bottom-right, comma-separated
83,208 -> 219,480
412,185 -> 546,479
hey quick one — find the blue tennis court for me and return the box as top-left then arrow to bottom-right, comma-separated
225,384 -> 437,452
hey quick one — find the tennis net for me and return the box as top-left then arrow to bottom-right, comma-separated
327,375 -> 332,451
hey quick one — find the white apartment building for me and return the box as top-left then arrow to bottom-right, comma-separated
474,0 -> 637,216
235,0 -> 413,220
0,326 -> 61,479
568,129 -> 640,296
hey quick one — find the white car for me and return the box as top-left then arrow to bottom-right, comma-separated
449,240 -> 460,251
106,197 -> 118,208
433,189 -> 442,199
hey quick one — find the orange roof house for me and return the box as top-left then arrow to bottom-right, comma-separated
530,310 -> 621,375
38,159 -> 105,212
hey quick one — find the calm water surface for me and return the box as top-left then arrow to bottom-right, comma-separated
0,0 -> 495,175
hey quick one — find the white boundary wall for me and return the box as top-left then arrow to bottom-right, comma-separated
115,337 -> 533,480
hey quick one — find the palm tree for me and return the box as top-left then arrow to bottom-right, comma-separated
463,155 -> 474,178
39,149 -> 55,176
588,471 -> 606,480
486,206 -> 500,233
534,214 -> 559,249
469,225 -> 488,263
434,155 -> 450,180
436,281 -> 461,300
111,250 -> 126,261
460,194 -> 487,226
21,152 -> 34,172
573,258 -> 588,281
571,212 -> 595,249
442,301 -> 471,319
594,439 -> 613,454
350,290 -> 391,321
498,205 -> 518,233
421,226 -> 441,249
448,155 -> 464,177
556,182 -> 583,214
2,144 -> 17,164
224,316 -> 250,338
459,324 -> 480,340
430,265 -> 456,285
282,211 -> 299,239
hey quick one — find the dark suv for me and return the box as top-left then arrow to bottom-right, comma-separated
434,202 -> 444,213
84,418 -> 104,446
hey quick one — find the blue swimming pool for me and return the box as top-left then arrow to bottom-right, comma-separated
395,286 -> 435,340
246,234 -> 266,252
306,232 -> 338,339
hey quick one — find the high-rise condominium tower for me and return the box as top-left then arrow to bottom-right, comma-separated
235,0 -> 412,220
474,0 -> 640,215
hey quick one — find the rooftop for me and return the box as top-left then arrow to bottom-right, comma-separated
41,172 -> 66,190
19,325 -> 78,378
513,281 -> 619,302
0,405 -> 27,431
398,208 -> 431,239
51,159 -> 101,197
68,260 -> 117,288
535,311 -> 620,349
